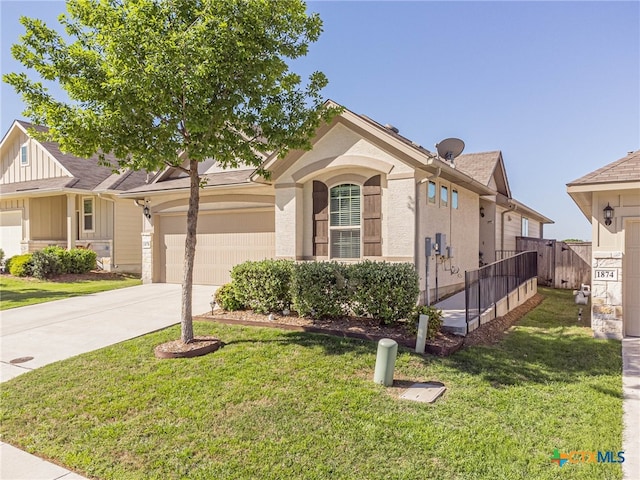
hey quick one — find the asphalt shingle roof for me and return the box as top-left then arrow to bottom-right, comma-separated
124,169 -> 254,194
15,120 -> 151,191
454,151 -> 501,186
568,150 -> 640,185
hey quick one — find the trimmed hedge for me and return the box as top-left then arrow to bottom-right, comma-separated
291,261 -> 350,319
348,260 -> 419,324
8,254 -> 34,277
227,259 -> 421,325
231,259 -> 293,314
32,250 -> 63,279
8,247 -> 96,279
214,283 -> 244,311
68,248 -> 97,274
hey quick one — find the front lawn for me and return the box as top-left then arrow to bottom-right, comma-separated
0,274 -> 142,310
0,288 -> 622,479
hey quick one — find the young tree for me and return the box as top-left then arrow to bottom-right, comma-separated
5,0 -> 334,343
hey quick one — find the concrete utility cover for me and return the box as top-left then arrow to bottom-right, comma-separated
400,382 -> 446,403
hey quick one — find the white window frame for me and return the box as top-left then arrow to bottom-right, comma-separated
452,189 -> 459,209
329,183 -> 361,259
20,144 -> 28,166
521,217 -> 529,236
82,197 -> 95,233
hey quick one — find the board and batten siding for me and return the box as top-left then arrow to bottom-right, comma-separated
30,195 -> 66,240
114,200 -> 142,267
1,131 -> 68,184
78,196 -> 114,241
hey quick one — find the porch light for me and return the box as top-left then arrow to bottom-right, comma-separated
143,206 -> 151,219
603,203 -> 614,226
480,207 -> 485,218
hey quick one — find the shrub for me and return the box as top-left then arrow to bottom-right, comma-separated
43,246 -> 72,273
8,254 -> 34,277
68,248 -> 97,274
31,250 -> 63,279
0,248 -> 5,267
214,283 -> 244,311
407,305 -> 443,340
348,261 -> 419,324
231,259 -> 293,314
291,261 -> 350,318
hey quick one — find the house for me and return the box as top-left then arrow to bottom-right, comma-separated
0,120 -> 149,273
567,150 -> 640,338
121,101 -> 552,304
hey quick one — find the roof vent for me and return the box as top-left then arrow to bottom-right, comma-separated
385,124 -> 400,134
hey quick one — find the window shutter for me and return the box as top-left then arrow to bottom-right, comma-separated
363,175 -> 382,256
313,180 -> 328,256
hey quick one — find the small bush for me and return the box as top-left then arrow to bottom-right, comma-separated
43,246 -> 72,273
68,248 -> 97,274
31,250 -> 63,279
8,254 -> 34,277
0,248 -> 5,267
291,261 -> 349,318
348,261 -> 419,324
215,283 -> 244,311
407,305 -> 443,340
231,259 -> 293,314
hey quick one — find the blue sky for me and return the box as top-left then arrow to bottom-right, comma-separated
1,1 -> 638,241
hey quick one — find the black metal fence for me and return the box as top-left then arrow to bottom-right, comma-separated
465,251 -> 538,331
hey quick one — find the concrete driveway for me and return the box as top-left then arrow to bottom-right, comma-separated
0,283 -> 215,382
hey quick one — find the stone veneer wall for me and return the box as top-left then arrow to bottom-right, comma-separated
141,232 -> 153,284
591,251 -> 623,339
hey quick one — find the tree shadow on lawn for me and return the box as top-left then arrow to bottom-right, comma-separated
0,287 -> 76,305
223,330 -> 380,357
445,328 -> 621,387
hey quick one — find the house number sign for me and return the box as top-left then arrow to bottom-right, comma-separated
142,239 -> 151,249
594,269 -> 618,281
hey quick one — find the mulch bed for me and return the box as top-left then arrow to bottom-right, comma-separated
155,293 -> 545,359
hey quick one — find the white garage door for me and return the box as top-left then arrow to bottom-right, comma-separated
0,210 -> 23,258
160,209 -> 275,285
625,220 -> 640,336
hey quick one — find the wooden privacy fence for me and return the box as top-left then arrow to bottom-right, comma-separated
497,237 -> 591,289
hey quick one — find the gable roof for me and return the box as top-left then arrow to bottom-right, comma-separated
3,120 -> 152,192
455,151 -> 512,198
567,150 -> 640,186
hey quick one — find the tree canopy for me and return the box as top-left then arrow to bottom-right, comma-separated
5,0 -> 333,172
5,0 -> 334,343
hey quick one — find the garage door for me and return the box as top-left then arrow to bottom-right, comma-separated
160,209 -> 275,285
625,220 -> 640,336
0,210 -> 23,258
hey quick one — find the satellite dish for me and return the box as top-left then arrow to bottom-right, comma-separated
436,138 -> 465,162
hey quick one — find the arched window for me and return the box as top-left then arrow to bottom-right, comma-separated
329,184 -> 361,258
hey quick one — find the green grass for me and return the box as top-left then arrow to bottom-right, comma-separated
0,288 -> 622,479
0,274 -> 142,310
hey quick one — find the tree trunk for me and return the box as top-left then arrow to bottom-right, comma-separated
181,157 -> 200,343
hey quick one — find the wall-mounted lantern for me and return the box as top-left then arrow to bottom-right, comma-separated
603,203 -> 614,226
480,206 -> 485,218
143,205 -> 151,220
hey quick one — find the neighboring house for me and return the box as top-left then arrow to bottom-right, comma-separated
0,120 -> 149,273
122,101 -> 552,304
567,150 -> 640,338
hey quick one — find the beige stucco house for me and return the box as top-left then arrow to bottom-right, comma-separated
567,150 -> 640,338
122,101 -> 552,303
0,120 -> 148,273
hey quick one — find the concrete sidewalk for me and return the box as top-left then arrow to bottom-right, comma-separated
1,283 -> 215,479
623,337 -> 640,480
